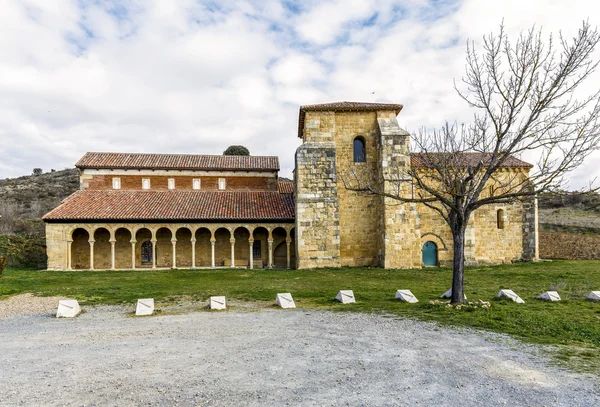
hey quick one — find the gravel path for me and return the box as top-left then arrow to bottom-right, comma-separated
0,301 -> 598,406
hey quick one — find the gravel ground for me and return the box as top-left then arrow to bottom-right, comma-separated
0,300 -> 598,406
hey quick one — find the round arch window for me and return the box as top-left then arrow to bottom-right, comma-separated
353,137 -> 366,162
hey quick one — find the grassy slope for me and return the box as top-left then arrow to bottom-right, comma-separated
2,260 -> 600,373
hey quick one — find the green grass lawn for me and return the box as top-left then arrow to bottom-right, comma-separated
2,260 -> 600,374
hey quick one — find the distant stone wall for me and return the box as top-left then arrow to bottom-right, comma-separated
539,230 -> 600,260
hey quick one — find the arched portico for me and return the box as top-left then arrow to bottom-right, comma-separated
58,222 -> 294,270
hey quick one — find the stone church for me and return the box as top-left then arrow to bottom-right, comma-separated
43,101 -> 538,270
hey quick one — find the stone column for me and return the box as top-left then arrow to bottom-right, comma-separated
268,239 -> 273,269
191,238 -> 196,268
286,238 -> 291,270
171,239 -> 177,269
110,239 -> 116,270
130,240 -> 136,269
230,238 -> 235,268
249,239 -> 254,270
211,238 -> 216,268
151,239 -> 157,269
66,240 -> 73,270
89,240 -> 95,270
534,197 -> 540,260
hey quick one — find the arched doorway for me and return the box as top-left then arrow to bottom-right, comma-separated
141,241 -> 153,265
422,241 -> 438,266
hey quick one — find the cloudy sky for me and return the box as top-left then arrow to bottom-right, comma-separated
0,0 -> 598,186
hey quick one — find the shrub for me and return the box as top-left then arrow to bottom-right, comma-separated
32,168 -> 43,176
223,145 -> 250,156
0,252 -> 7,277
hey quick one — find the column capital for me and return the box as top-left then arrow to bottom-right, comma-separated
190,238 -> 197,243
88,240 -> 95,244
171,239 -> 177,244
109,239 -> 117,243
230,238 -> 236,244
66,239 -> 73,243
210,238 -> 216,243
248,238 -> 254,244
130,240 -> 137,244
286,238 -> 292,244
151,239 -> 157,243
267,238 -> 274,243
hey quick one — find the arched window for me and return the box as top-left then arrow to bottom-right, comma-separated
353,137 -> 366,162
497,209 -> 505,229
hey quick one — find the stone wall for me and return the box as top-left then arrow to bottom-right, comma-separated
333,112 -> 382,267
295,142 -> 341,269
539,230 -> 600,259
377,113 -> 421,268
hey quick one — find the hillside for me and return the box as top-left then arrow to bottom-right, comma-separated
538,192 -> 600,235
0,169 -> 79,234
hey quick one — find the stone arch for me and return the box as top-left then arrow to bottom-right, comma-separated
155,227 -> 172,268
175,227 -> 193,268
93,227 -> 111,269
195,227 -> 212,267
420,232 -> 447,251
252,227 -> 269,268
214,227 -> 231,267
135,228 -> 153,268
114,227 -> 133,269
71,228 -> 90,270
234,226 -> 251,266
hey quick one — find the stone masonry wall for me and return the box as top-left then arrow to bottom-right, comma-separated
334,112 -> 382,266
295,141 -> 341,269
377,113 -> 422,268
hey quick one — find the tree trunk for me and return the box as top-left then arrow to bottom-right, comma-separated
450,220 -> 467,304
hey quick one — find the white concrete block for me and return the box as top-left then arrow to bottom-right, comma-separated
395,290 -> 418,303
209,296 -> 227,310
56,300 -> 81,318
440,289 -> 467,300
335,290 -> 356,304
497,289 -> 525,304
135,298 -> 154,316
276,293 -> 296,309
536,291 -> 561,301
587,291 -> 600,301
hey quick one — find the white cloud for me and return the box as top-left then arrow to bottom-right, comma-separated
0,0 -> 598,190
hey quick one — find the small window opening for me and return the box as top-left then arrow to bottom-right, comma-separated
168,178 -> 175,190
193,179 -> 201,190
218,178 -> 226,190
497,209 -> 505,229
112,177 -> 121,190
353,137 -> 366,162
142,178 -> 151,190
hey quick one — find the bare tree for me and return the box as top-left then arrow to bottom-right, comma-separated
343,22 -> 600,304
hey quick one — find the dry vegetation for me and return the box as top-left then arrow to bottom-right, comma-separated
0,168 -> 79,268
539,192 -> 600,235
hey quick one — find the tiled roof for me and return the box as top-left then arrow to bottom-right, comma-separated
76,152 -> 280,171
43,190 -> 295,222
278,180 -> 294,194
410,152 -> 533,168
298,101 -> 404,138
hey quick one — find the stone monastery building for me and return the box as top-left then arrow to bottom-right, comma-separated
43,102 -> 538,270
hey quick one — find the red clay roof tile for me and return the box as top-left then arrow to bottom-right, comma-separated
76,152 -> 280,171
43,190 -> 295,222
410,152 -> 532,168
